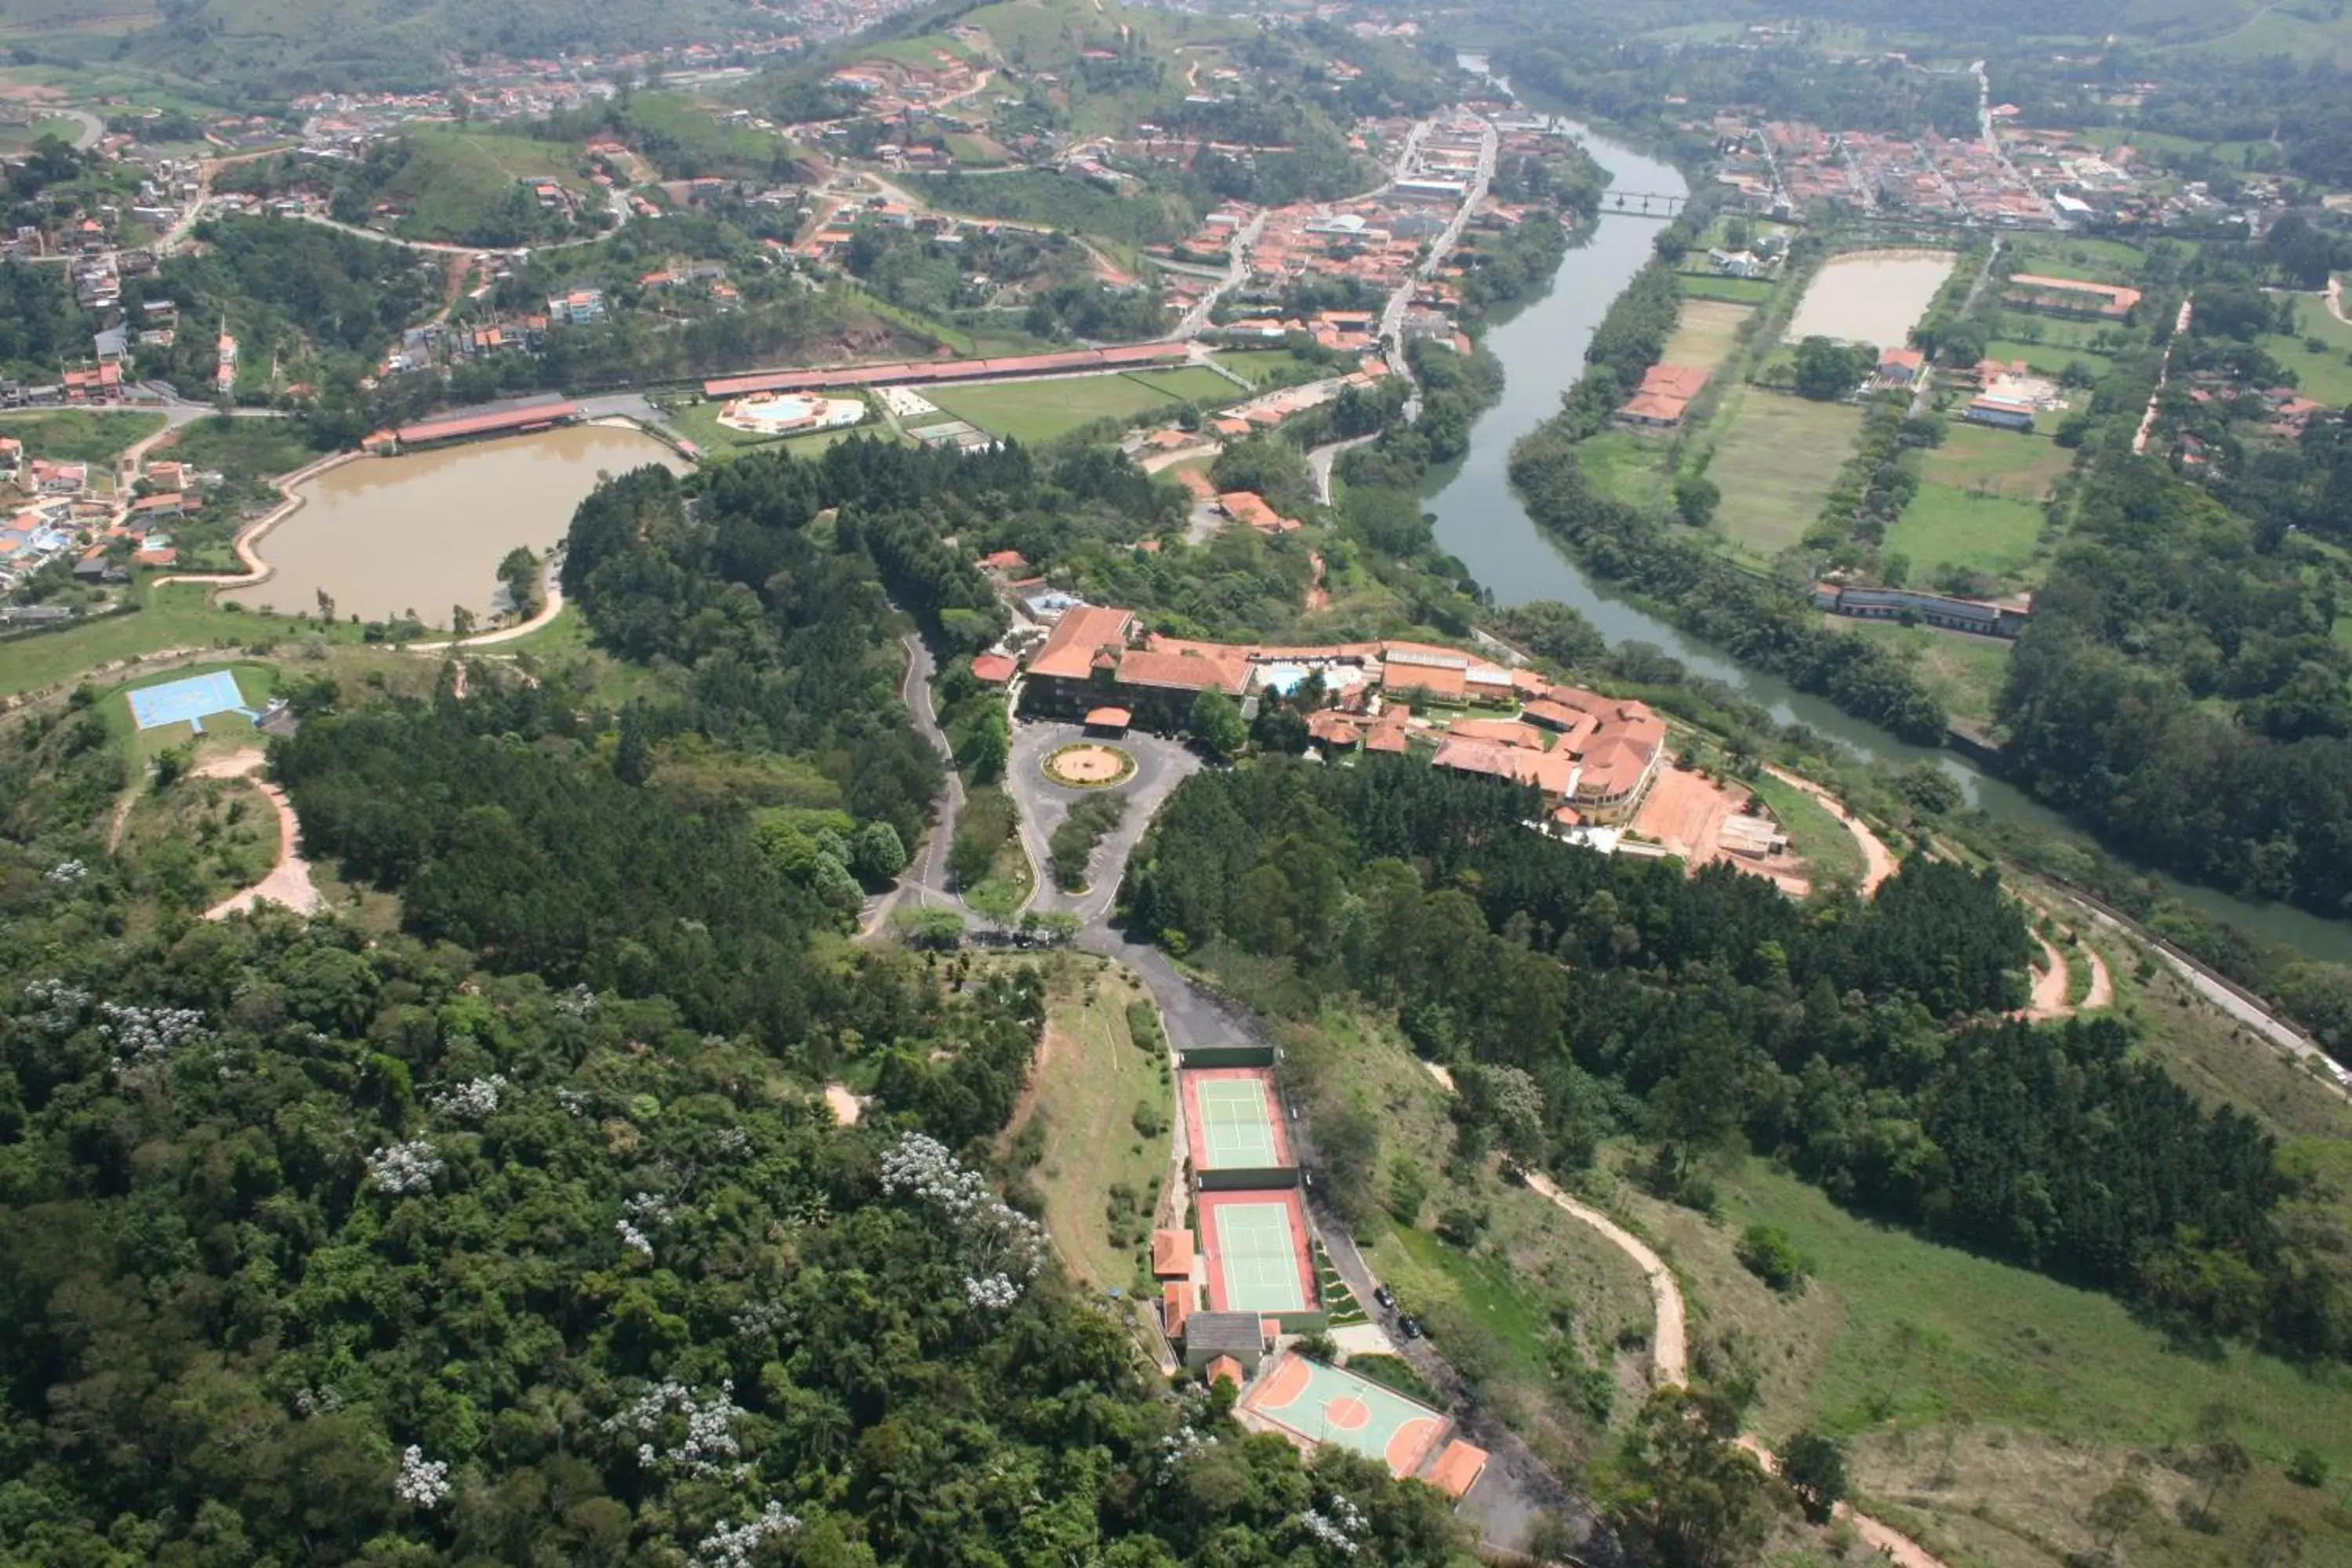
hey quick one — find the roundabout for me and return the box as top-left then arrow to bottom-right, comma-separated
1042,742 -> 1136,789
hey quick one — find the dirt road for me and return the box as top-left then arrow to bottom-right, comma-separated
193,750 -> 324,920
1762,766 -> 1896,894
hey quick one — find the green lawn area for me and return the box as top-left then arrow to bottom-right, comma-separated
387,125 -> 597,243
1883,485 -> 2049,583
2262,292 -> 2352,406
0,408 -> 165,465
1212,349 -> 1314,386
1831,615 -> 2013,724
617,92 -> 785,179
1983,336 -> 2111,378
1702,390 -> 1865,558
1617,1154 -> 2352,1568
847,32 -> 978,67
1678,274 -> 1774,304
1745,770 -> 1865,887
1576,430 -> 1672,510
0,585 -> 365,701
2007,234 -> 2147,285
1120,366 -> 1242,405
154,413 -> 335,481
1002,956 -> 1170,1292
1661,296 -> 1754,375
928,372 -> 1196,443
945,131 -> 1010,166
1917,422 -> 2075,501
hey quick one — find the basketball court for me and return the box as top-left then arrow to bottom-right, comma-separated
127,670 -> 257,735
1182,1068 -> 1292,1171
1240,1351 -> 1450,1476
1196,1189 -> 1316,1314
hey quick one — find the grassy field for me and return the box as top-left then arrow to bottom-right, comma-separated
1883,485 -> 2049,582
1121,366 -> 1243,405
2263,292 -> 2352,406
1610,1149 -> 2352,1568
384,125 -> 593,243
1984,335 -> 2112,379
0,408 -> 165,466
1211,349 -> 1315,386
2007,234 -> 2148,285
0,586 -> 369,701
1745,770 -> 1866,888
927,372 -> 1196,443
1661,297 -> 1754,374
1704,390 -> 1866,558
1003,955 -> 1171,1292
1918,422 -> 2075,500
620,92 -> 790,179
1832,616 -> 2012,723
1679,274 -> 1774,304
1576,430 -> 1672,510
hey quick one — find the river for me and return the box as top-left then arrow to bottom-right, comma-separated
1432,67 -> 2352,964
253,423 -> 682,625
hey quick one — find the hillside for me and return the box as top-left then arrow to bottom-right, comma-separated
31,0 -> 793,96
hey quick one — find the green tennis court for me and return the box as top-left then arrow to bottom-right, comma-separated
1209,1198 -> 1309,1312
1195,1077 -> 1279,1168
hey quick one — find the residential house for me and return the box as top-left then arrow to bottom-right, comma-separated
1617,364 -> 1711,429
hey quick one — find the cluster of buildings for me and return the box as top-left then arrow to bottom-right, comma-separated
1008,604 -> 1676,827
1727,119 -> 2058,227
1811,580 -> 2031,638
0,441 -> 214,615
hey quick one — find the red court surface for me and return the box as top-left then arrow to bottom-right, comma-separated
1194,1189 -> 1317,1314
1240,1351 -> 1450,1477
1181,1067 -> 1294,1171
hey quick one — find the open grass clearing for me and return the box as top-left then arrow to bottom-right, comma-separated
1120,366 -> 1242,405
0,408 -> 165,466
1661,296 -> 1754,375
1884,485 -> 2049,583
1677,274 -> 1773,304
1702,390 -> 1866,558
1829,616 -> 2011,724
1916,422 -> 2074,501
1983,335 -> 2111,379
383,125 -> 594,243
1212,348 -> 1316,386
927,372 -> 1190,443
1610,1152 -> 2352,1568
0,586 -> 371,702
105,659 -> 276,761
1744,769 -> 1865,887
1000,954 -> 1170,1292
2007,233 -> 2149,285
1575,430 -> 1672,510
2262,292 -> 2352,405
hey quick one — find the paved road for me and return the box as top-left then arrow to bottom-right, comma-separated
1004,719 -> 1202,923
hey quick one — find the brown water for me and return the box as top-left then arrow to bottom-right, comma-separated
245,424 -> 682,624
1782,250 -> 1958,348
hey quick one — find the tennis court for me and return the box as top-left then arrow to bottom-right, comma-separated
1198,1189 -> 1316,1314
127,670 -> 256,735
1240,1351 -> 1450,1476
1182,1067 -> 1292,1171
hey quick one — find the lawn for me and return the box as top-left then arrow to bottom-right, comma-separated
1745,770 -> 1865,887
1831,616 -> 2013,724
154,413 -> 335,481
1120,366 -> 1243,405
1983,335 -> 2111,379
1916,422 -> 2074,501
1678,274 -> 1774,304
2262,292 -> 2352,407
927,372 -> 1195,443
1661,297 -> 1754,374
1212,349 -> 1315,386
1613,1153 -> 2352,1568
1576,430 -> 1672,510
0,408 -> 165,465
1882,485 -> 2049,583
0,585 -> 365,701
1002,955 -> 1172,1292
386,125 -> 596,243
2006,234 -> 2148,285
1702,390 -> 1866,558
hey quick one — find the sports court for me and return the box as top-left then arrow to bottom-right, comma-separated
1240,1351 -> 1450,1476
1182,1067 -> 1293,1171
127,670 -> 256,735
1196,1189 -> 1316,1314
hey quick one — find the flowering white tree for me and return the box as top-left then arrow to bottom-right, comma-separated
365,1139 -> 443,1195
601,1381 -> 750,1479
878,1132 -> 1047,1307
394,1446 -> 451,1510
428,1074 -> 506,1122
1296,1495 -> 1367,1556
695,1501 -> 800,1566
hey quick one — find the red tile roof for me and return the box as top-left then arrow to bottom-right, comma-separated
1028,605 -> 1136,682
969,653 -> 1018,684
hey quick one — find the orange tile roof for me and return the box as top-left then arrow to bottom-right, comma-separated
1205,1354 -> 1245,1389
1385,662 -> 1465,702
1427,1439 -> 1489,1498
1028,605 -> 1136,681
1086,706 -> 1134,728
1162,1280 -> 1198,1336
1116,648 -> 1249,696
969,652 -> 1018,684
1153,1228 -> 1196,1278
1444,717 -> 1548,751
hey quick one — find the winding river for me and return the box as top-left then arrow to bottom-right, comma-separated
1435,67 -> 2352,964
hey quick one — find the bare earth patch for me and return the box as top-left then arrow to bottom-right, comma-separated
1043,742 -> 1136,787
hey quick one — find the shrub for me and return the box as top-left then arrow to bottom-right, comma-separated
1736,1223 -> 1809,1292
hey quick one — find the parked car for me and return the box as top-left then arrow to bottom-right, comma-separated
1372,1284 -> 1396,1310
1397,1315 -> 1423,1340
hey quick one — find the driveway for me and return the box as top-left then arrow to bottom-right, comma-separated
1005,720 -> 1201,924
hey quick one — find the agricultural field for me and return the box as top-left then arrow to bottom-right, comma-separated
1831,616 -> 2013,724
2262,292 -> 2352,407
1882,485 -> 2049,583
0,408 -> 165,466
1701,390 -> 1866,557
927,371 -> 1204,443
1660,297 -> 1754,374
1001,955 -> 1172,1293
